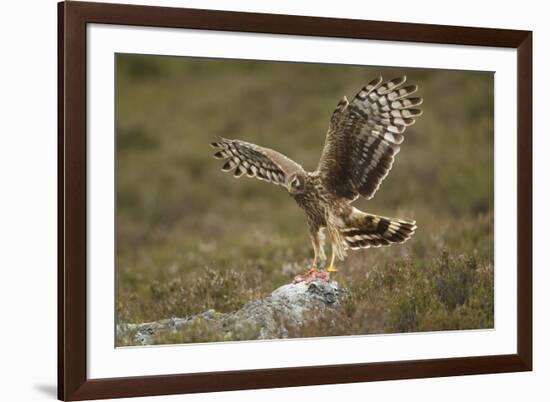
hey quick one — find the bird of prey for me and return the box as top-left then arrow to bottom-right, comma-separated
210,76 -> 421,278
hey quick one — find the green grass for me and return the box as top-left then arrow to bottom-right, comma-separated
115,54 -> 494,346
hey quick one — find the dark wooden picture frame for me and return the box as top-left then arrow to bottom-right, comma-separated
58,1 -> 532,400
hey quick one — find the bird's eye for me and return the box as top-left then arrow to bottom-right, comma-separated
292,177 -> 300,188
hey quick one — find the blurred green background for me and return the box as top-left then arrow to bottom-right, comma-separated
116,54 -> 494,345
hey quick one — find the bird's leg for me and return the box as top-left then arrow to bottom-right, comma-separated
294,228 -> 331,283
306,230 -> 321,276
327,244 -> 338,273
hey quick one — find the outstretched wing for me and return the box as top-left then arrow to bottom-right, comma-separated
316,76 -> 423,201
210,137 -> 305,186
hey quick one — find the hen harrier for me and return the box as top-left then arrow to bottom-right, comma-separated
211,76 -> 421,277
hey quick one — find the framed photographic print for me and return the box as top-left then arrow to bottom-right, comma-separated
58,1 -> 532,400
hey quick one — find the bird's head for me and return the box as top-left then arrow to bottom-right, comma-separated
286,172 -> 306,195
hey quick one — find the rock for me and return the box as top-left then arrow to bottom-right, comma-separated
117,279 -> 347,346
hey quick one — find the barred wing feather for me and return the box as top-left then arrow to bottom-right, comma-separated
211,137 -> 304,186
317,76 -> 423,201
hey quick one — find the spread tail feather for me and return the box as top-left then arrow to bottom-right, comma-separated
341,208 -> 417,250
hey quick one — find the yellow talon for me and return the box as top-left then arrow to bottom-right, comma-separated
327,266 -> 338,273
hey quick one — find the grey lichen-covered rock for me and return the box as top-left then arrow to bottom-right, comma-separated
117,279 -> 346,346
